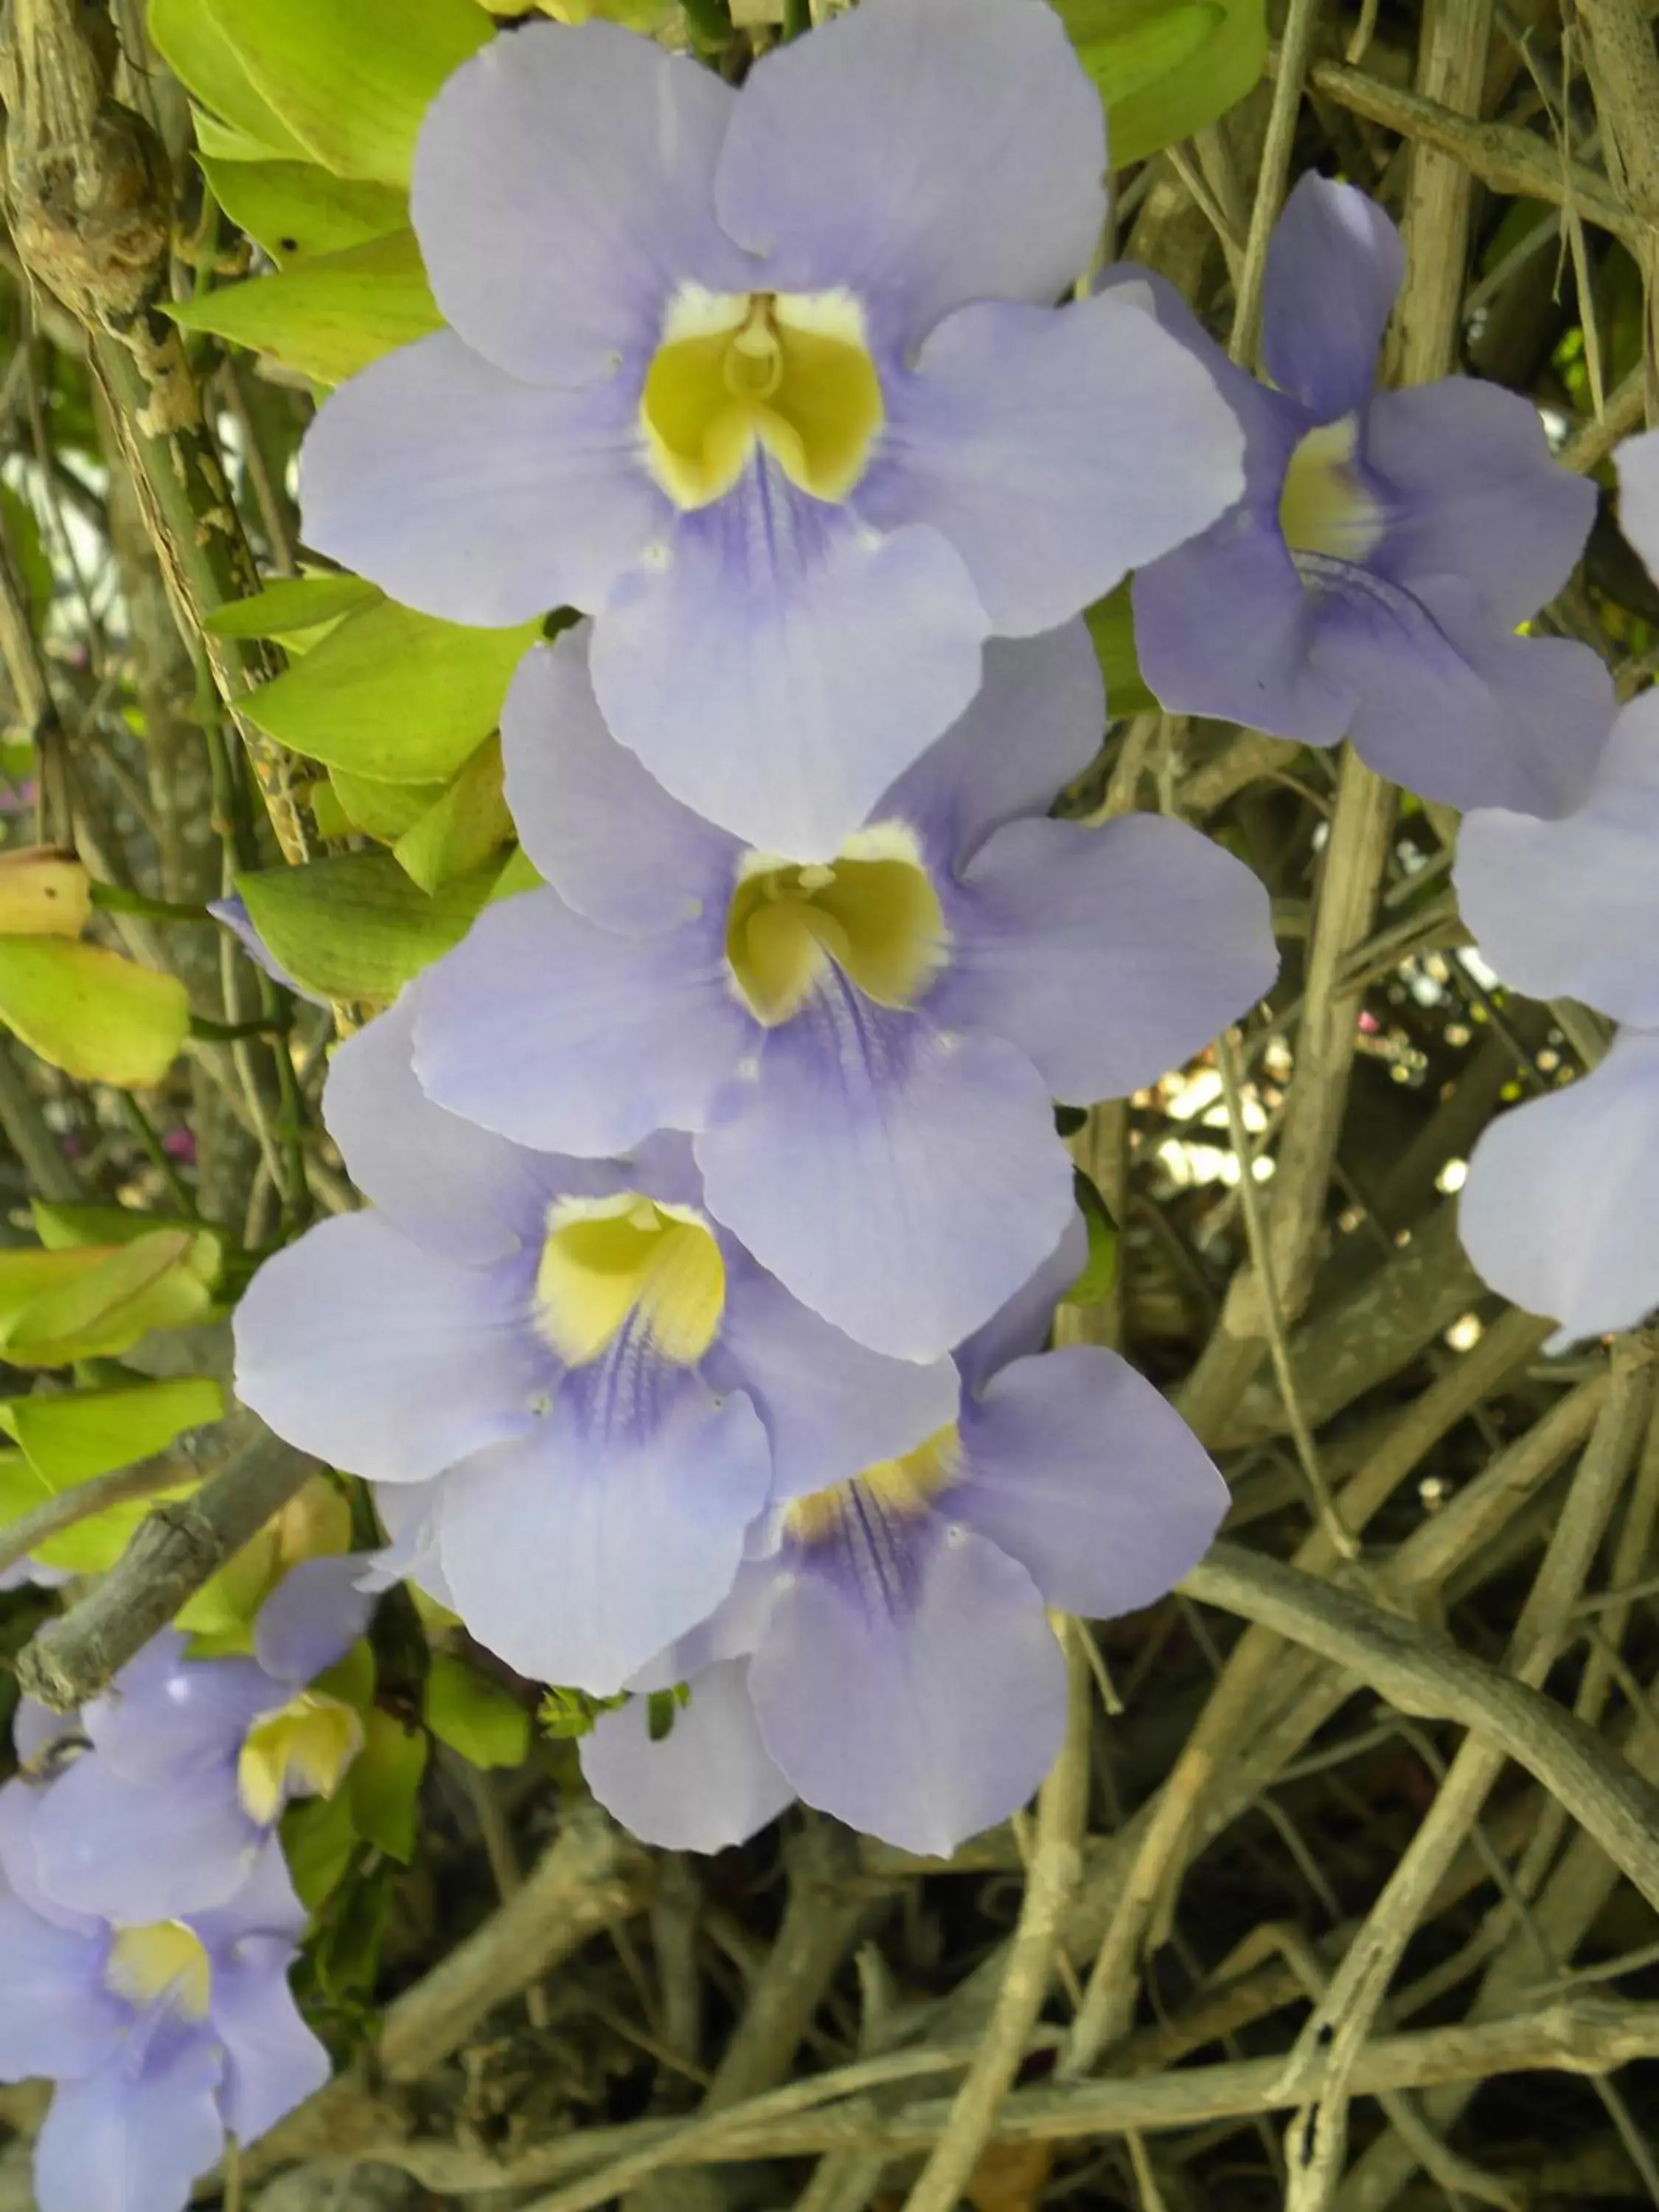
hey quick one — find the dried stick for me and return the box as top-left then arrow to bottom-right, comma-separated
1181,1537 -> 1659,1913
899,1622 -> 1091,2212
1230,0 -> 1323,364
376,1801 -> 655,2084
15,1417 -> 316,1709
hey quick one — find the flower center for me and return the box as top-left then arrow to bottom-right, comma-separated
784,1427 -> 959,1548
535,1194 -> 726,1368
641,286 -> 884,511
726,824 -> 947,1029
1278,414 -> 1385,563
105,1921 -> 212,2023
237,1690 -> 364,1827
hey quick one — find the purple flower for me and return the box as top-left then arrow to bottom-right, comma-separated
12,1557 -> 372,1925
581,1228 -> 1227,1855
414,621 -> 1276,1360
0,1789 -> 327,2212
1618,431 -> 1659,581
298,0 -> 1245,858
1133,175 -> 1612,818
1455,688 -> 1659,1345
234,990 -> 959,1692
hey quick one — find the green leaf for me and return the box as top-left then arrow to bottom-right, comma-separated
0,1376 -> 223,1571
1065,1166 -> 1120,1308
243,600 -> 540,783
1057,0 -> 1265,166
1085,580 -> 1157,719
170,229 -> 442,385
315,1638 -> 378,1714
0,1231 -> 215,1366
305,611 -> 539,783
0,939 -> 189,1087
206,571 -> 383,641
200,157 -> 407,265
31,1199 -> 218,1259
148,0 -> 313,160
425,1651 -> 531,1770
394,738 -> 514,894
203,0 -> 493,185
330,769 -> 448,843
235,849 -> 505,1002
350,1709 -> 428,1861
283,1790 -> 361,1911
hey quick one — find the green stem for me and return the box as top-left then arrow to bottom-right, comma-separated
89,882 -> 212,925
116,1088 -> 195,1215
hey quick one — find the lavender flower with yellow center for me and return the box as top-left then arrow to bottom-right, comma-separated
234,990 -> 959,1692
415,621 -> 1276,1360
581,1230 -> 1228,1855
12,1556 -> 371,1926
1131,174 -> 1613,818
0,1785 -> 327,2212
299,0 -> 1245,858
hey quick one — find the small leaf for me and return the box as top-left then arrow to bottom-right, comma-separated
282,1790 -> 361,1911
203,0 -> 493,185
148,0 -> 313,160
1065,1167 -> 1120,1308
0,486 -> 52,622
170,230 -> 442,385
31,1199 -> 220,1265
235,849 -> 506,1003
315,1638 -> 378,1714
0,939 -> 189,1086
350,1709 -> 428,1861
201,157 -> 408,265
0,852 -> 91,941
394,738 -> 514,893
0,1231 -> 214,1366
0,1377 -> 223,1571
242,600 -> 541,782
425,1651 -> 531,1770
330,769 -> 448,843
1057,0 -> 1265,166
206,572 -> 383,641
1085,580 -> 1157,719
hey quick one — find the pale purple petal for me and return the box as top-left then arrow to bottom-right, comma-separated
501,628 -> 737,932
1314,567 -> 1614,818
254,1554 -> 376,1687
1455,692 -> 1659,1027
714,1258 -> 959,1500
953,1214 -> 1089,1399
936,814 -> 1278,1103
861,289 -> 1245,638
952,1347 -> 1226,1618
412,23 -> 746,386
697,1012 -> 1076,1362
191,1836 -> 310,1952
0,1893 -> 120,2080
364,1479 -> 456,1613
1615,430 -> 1659,582
13,1697 -> 76,1768
877,622 -> 1104,873
590,469 -> 988,860
34,2042 -> 224,2212
28,1760 -> 258,1923
1367,380 -> 1596,626
324,987 -> 549,1265
1260,174 -> 1402,420
86,1636 -> 271,1783
233,1214 -> 544,1485
749,1524 -> 1065,1855
1460,1029 -> 1659,1349
714,0 -> 1105,349
299,332 -> 662,627
414,889 -> 747,1155
437,1385 -> 771,1694
208,1939 -> 329,2142
581,1659 -> 794,1853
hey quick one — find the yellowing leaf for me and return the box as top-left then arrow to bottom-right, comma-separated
170,230 -> 442,385
0,939 -> 189,1087
0,1231 -> 214,1367
242,602 -> 541,784
394,737 -> 514,893
0,1377 -> 223,1572
201,158 -> 408,265
0,851 -> 90,940
203,0 -> 493,186
236,849 -> 507,1003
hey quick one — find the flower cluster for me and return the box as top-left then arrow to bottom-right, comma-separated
234,0 -> 1284,1858
0,1562 -> 367,2212
1453,434 -> 1659,1344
